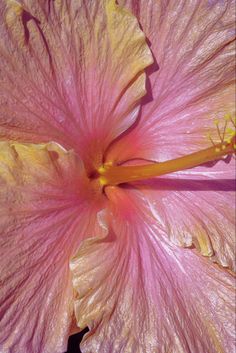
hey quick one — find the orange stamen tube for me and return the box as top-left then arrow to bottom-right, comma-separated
99,137 -> 235,186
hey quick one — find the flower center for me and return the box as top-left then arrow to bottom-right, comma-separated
98,136 -> 235,186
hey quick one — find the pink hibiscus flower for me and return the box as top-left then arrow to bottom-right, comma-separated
0,1 -> 235,353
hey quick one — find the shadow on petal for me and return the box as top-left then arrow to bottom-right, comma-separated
128,178 -> 236,191
66,329 -> 89,353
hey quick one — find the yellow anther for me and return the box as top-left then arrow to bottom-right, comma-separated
226,127 -> 235,135
98,166 -> 106,174
215,147 -> 220,153
224,113 -> 231,121
99,176 -> 108,186
209,114 -> 235,149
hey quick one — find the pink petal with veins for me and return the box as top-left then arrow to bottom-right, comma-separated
0,0 -> 152,170
71,187 -> 235,353
134,159 -> 236,270
108,0 -> 235,163
105,0 -> 236,273
0,142 -> 105,353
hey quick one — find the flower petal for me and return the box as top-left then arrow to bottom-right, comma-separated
135,159 -> 236,271
109,0 -> 235,163
106,0 -> 236,272
70,187 -> 235,353
0,0 -> 152,169
0,142 -> 104,353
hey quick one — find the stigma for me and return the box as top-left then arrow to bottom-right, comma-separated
98,135 -> 235,186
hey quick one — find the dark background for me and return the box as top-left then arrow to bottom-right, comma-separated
65,328 -> 89,353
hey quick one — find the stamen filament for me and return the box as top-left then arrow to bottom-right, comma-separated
99,138 -> 235,186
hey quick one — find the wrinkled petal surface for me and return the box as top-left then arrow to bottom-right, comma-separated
135,159 -> 236,270
70,187 -> 235,353
108,0 -> 235,162
0,0 -> 152,170
107,0 -> 236,270
0,142 -> 104,353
